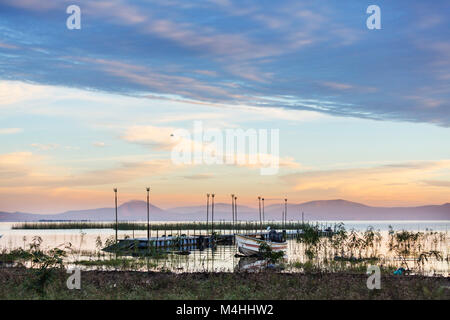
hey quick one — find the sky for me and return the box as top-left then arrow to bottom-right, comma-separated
0,0 -> 449,213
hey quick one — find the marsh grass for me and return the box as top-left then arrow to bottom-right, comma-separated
12,221 -> 323,231
293,225 -> 448,275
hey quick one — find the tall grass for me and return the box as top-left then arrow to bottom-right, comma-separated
12,221 -> 330,231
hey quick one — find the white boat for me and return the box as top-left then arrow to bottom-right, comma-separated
235,234 -> 287,256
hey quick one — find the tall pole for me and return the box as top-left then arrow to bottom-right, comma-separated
234,196 -> 238,233
211,194 -> 215,235
284,198 -> 288,229
262,197 -> 265,227
258,196 -> 262,234
114,188 -> 118,244
146,187 -> 150,241
231,194 -> 235,233
206,194 -> 210,234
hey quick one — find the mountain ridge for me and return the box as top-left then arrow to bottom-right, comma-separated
0,199 -> 449,221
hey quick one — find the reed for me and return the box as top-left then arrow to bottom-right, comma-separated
12,221 -> 318,231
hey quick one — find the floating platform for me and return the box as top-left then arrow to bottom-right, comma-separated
103,234 -> 215,253
102,229 -> 332,253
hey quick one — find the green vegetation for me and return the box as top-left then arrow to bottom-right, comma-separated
0,236 -> 68,296
0,268 -> 448,300
296,224 -> 322,259
258,242 -> 285,263
388,227 -> 445,272
292,225 -> 448,275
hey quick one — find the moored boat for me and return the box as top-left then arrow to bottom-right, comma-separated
235,233 -> 287,257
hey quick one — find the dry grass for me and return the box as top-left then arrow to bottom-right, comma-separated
0,267 -> 448,300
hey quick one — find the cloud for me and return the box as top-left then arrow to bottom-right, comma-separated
30,143 -> 60,151
0,150 -> 177,188
281,160 -> 450,205
0,1 -> 449,126
0,128 -> 22,134
0,81 -> 45,106
422,180 -> 450,188
93,142 -> 106,147
122,125 -> 180,150
321,82 -> 354,90
0,42 -> 19,49
182,173 -> 213,180
122,124 -> 301,173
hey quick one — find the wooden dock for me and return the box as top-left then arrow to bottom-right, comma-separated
103,234 -> 214,252
103,228 -> 334,253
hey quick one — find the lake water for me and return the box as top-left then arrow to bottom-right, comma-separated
1,221 -> 449,275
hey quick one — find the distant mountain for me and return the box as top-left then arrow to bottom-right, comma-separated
0,201 -> 170,222
0,211 -> 48,222
268,200 -> 450,221
167,203 -> 257,221
0,199 -> 449,222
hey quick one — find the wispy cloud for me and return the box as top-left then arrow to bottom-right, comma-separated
422,180 -> 450,188
93,142 -> 106,147
281,160 -> 450,206
2,1 -> 448,125
30,143 -> 60,151
0,128 -> 22,134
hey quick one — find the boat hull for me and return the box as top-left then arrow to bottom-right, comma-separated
235,234 -> 287,257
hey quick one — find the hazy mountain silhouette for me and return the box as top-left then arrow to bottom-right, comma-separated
1,199 -> 448,222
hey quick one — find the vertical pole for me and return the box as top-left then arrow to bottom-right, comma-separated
211,194 -> 215,235
258,196 -> 262,234
231,194 -> 235,234
146,187 -> 150,242
284,198 -> 288,229
206,194 -> 210,234
234,196 -> 238,234
114,188 -> 118,244
262,197 -> 265,228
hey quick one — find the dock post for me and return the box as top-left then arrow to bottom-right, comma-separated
258,196 -> 262,234
146,187 -> 150,244
284,198 -> 288,229
206,194 -> 210,235
234,196 -> 238,234
114,188 -> 118,244
262,197 -> 265,228
231,194 -> 235,234
211,194 -> 215,236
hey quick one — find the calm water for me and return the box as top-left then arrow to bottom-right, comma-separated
1,221 -> 449,275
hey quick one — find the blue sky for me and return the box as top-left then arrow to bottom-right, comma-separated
0,0 -> 449,213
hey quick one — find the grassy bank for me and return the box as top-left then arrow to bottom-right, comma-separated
0,268 -> 448,300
